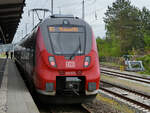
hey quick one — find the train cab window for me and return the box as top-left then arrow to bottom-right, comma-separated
48,26 -> 85,55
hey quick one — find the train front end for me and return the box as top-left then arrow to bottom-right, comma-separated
35,15 -> 100,104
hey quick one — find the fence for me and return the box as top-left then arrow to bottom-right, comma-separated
100,56 -> 121,65
100,55 -> 144,65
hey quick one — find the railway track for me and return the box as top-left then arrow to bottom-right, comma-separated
100,80 -> 150,113
39,104 -> 92,113
101,68 -> 150,84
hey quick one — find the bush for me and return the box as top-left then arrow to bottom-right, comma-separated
137,55 -> 150,74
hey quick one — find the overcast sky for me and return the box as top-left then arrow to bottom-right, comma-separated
13,0 -> 150,43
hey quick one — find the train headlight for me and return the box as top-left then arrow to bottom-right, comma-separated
88,82 -> 96,91
49,56 -> 57,67
46,83 -> 54,92
84,56 -> 91,67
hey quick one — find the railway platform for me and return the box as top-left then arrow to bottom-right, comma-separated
0,58 -> 39,113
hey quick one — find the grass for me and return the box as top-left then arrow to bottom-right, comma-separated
138,70 -> 150,75
0,53 -> 6,58
96,94 -> 135,113
101,74 -> 150,94
100,62 -> 121,67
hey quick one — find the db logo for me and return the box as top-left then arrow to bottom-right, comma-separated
66,61 -> 75,68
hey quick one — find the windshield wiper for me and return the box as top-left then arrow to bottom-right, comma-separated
69,37 -> 81,60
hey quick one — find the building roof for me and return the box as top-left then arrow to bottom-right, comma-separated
0,0 -> 25,44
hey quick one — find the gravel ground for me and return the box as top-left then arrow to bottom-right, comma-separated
40,104 -> 90,113
40,98 -> 126,113
84,94 -> 135,113
101,74 -> 150,94
84,99 -> 120,113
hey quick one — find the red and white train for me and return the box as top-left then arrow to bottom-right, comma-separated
14,15 -> 100,104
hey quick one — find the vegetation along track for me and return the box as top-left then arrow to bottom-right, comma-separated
101,68 -> 150,84
100,64 -> 120,70
39,104 -> 92,113
99,80 -> 150,112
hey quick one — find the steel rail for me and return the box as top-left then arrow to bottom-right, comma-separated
101,69 -> 150,84
100,81 -> 150,111
101,68 -> 150,80
100,80 -> 150,99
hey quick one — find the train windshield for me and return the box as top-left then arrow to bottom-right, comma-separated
48,26 -> 85,55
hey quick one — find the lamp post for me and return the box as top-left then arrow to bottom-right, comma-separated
82,0 -> 85,20
25,23 -> 28,35
51,0 -> 53,15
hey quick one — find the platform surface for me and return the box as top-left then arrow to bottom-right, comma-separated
0,59 -> 39,113
0,59 -> 6,87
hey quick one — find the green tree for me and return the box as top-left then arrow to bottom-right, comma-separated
96,35 -> 121,57
140,7 -> 150,51
104,0 -> 145,55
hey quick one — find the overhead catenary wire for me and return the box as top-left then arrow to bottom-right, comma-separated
58,2 -> 81,8
15,0 -> 112,43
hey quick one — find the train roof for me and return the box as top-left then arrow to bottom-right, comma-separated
39,14 -> 90,28
50,14 -> 76,18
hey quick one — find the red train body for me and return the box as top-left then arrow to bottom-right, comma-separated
14,15 -> 100,104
